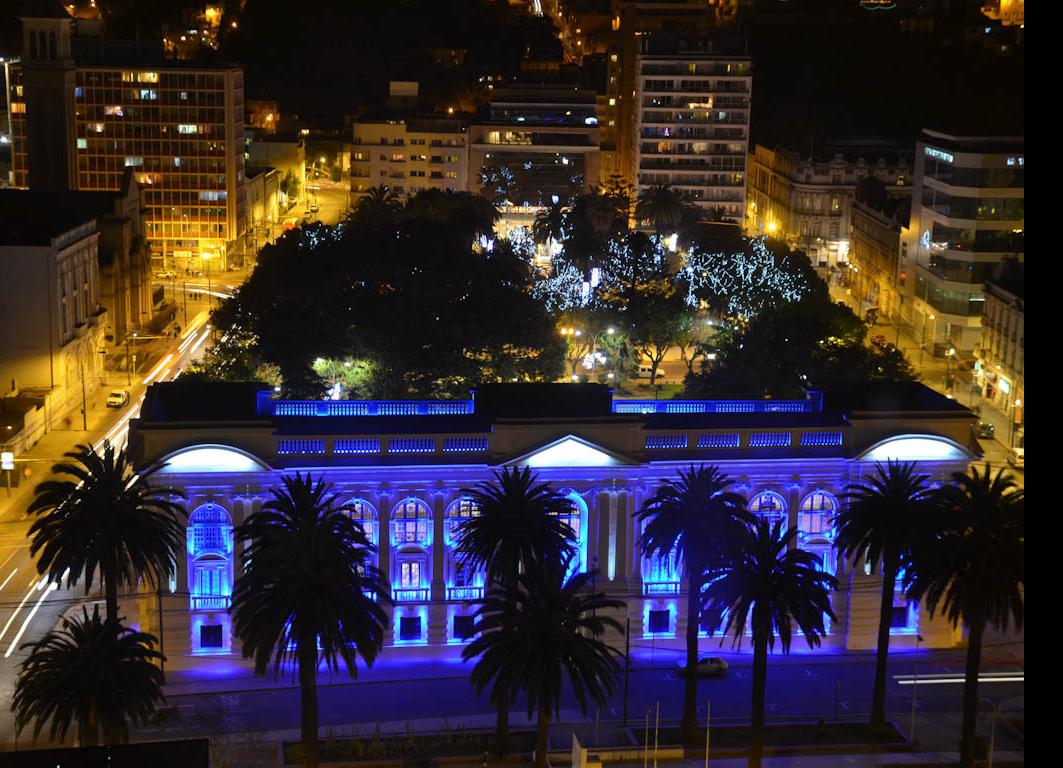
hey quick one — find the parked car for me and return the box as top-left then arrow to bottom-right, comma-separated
155,269 -> 177,281
677,656 -> 729,677
974,421 -> 995,439
309,203 -> 320,213
1007,445 -> 1024,469
106,389 -> 130,408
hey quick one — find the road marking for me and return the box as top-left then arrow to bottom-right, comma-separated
6,576 -> 60,657
0,568 -> 17,591
894,672 -> 1023,686
0,575 -> 48,645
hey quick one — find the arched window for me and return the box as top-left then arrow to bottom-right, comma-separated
445,497 -> 480,544
798,491 -> 837,543
446,498 -> 483,600
748,491 -> 787,527
799,491 -> 838,575
187,504 -> 233,609
641,520 -> 679,594
347,498 -> 378,547
551,492 -> 587,575
392,498 -> 430,547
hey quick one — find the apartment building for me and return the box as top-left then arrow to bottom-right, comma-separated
905,131 -> 1024,353
978,259 -> 1023,417
10,2 -> 247,270
351,117 -> 468,198
633,35 -> 751,221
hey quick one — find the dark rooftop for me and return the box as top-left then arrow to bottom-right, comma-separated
820,382 -> 970,415
0,190 -> 115,246
19,0 -> 70,19
140,381 -> 270,422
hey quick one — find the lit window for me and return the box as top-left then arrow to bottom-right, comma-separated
77,138 -> 87,150
392,498 -> 430,546
347,499 -> 378,545
104,105 -> 124,116
124,156 -> 143,167
139,89 -> 158,100
178,124 -> 198,134
749,491 -> 787,527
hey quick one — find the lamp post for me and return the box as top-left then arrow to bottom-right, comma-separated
201,251 -> 214,308
919,313 -> 934,365
1009,398 -> 1021,448
909,633 -> 924,744
944,346 -> 956,393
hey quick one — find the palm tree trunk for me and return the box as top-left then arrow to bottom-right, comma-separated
749,613 -> 769,768
681,569 -> 701,748
81,705 -> 99,747
495,697 -> 510,756
104,571 -> 119,625
871,560 -> 897,731
535,692 -> 551,768
959,614 -> 986,768
298,643 -> 320,768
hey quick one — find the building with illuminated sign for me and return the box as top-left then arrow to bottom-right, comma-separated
904,130 -> 1024,354
128,382 -> 975,661
632,35 -> 752,222
10,2 -> 246,270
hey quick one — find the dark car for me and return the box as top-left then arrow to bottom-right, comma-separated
975,421 -> 995,439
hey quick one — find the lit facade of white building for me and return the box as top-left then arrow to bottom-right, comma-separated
128,382 -> 973,663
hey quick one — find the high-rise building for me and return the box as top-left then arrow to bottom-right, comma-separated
633,35 -> 751,221
905,131 -> 1024,354
10,2 -> 247,270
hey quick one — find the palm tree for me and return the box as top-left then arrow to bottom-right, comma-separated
532,200 -> 566,248
454,466 -> 578,753
13,607 -> 165,747
27,441 -> 186,624
835,460 -> 932,730
635,184 -> 690,237
635,465 -> 750,748
704,519 -> 836,768
906,464 -> 1024,768
231,473 -> 389,768
463,567 -> 624,768
350,184 -> 400,227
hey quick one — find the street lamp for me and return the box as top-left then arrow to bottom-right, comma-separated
919,313 -> 934,365
909,633 -> 925,744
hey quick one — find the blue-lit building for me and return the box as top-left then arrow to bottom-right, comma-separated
128,382 -> 976,660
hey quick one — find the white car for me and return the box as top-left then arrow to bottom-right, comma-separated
677,656 -> 729,677
106,389 -> 130,408
155,270 -> 177,281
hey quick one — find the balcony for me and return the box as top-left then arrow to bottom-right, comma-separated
393,587 -> 430,602
447,586 -> 485,601
643,581 -> 681,596
190,595 -> 230,611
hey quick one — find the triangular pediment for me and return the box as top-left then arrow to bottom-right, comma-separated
507,434 -> 635,468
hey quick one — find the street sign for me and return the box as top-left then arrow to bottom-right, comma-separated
0,451 -> 13,471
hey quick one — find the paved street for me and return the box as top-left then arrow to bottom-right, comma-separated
120,649 -> 1023,758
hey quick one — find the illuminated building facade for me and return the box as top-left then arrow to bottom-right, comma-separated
633,35 -> 751,221
905,131 -> 1024,353
469,83 -> 601,206
129,382 -> 974,660
11,3 -> 246,270
747,144 -> 910,269
350,117 -> 468,198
